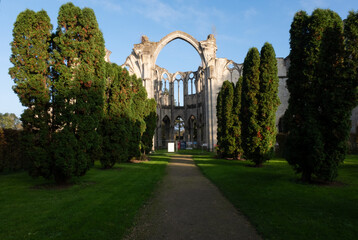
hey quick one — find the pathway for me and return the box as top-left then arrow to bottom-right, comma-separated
123,154 -> 262,240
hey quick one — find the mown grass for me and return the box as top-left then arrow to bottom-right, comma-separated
191,151 -> 358,240
0,152 -> 169,240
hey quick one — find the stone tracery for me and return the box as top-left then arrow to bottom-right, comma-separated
123,31 -> 290,151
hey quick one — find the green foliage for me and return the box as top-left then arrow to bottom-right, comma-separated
285,9 -> 357,182
9,3 -> 105,184
9,8 -> 54,180
0,113 -> 22,129
344,11 -> 358,107
100,63 -> 156,168
216,80 -> 236,157
241,47 -> 261,162
233,77 -> 243,159
0,129 -> 26,172
141,99 -> 157,155
221,81 -> 235,157
255,42 -> 280,165
216,84 -> 224,156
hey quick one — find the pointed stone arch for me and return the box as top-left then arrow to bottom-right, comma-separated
153,31 -> 207,68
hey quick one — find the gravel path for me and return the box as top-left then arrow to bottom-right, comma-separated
123,154 -> 262,240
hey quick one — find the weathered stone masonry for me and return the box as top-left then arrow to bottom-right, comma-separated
118,31 -> 357,151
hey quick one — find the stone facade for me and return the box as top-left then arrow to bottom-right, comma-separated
121,31 -> 357,151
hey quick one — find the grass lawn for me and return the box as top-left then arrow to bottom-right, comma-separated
0,152 -> 169,240
191,151 -> 358,240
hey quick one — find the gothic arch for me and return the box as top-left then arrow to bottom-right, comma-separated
153,31 -> 207,68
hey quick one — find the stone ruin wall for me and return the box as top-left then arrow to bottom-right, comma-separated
118,31 -> 357,151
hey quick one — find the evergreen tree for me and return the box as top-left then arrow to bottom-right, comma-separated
216,84 -> 224,156
316,11 -> 347,181
141,98 -> 157,156
344,11 -> 358,108
101,63 -> 132,167
232,77 -> 243,159
9,9 -> 53,180
10,3 -> 105,184
221,80 -> 235,157
241,48 -> 261,162
255,42 -> 280,166
100,63 -> 155,167
285,9 -> 357,182
51,3 -> 105,183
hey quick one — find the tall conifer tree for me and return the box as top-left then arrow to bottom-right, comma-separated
100,63 -> 156,168
101,63 -> 132,167
344,11 -> 358,110
216,85 -> 224,156
10,3 -> 105,184
241,48 -> 261,161
255,42 -> 280,166
233,77 -> 243,159
285,9 -> 357,182
9,9 -> 53,180
51,3 -> 105,183
141,98 -> 157,156
220,80 -> 235,157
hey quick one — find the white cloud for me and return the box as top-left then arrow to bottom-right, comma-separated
134,0 -> 229,32
136,0 -> 183,24
101,0 -> 121,12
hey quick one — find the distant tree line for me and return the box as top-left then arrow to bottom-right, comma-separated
0,113 -> 22,129
7,3 -> 156,184
217,42 -> 280,167
0,113 -> 24,172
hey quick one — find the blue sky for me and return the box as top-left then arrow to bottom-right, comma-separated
0,0 -> 357,116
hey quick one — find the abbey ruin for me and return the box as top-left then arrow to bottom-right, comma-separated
118,31 -> 358,151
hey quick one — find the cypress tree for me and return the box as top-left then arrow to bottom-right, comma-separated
285,9 -> 356,182
255,42 -> 280,166
100,63 -> 155,167
316,11 -> 347,181
233,77 -> 244,159
285,10 -> 326,182
101,63 -> 132,167
9,3 -> 105,184
216,84 -> 224,156
221,80 -> 235,157
344,11 -> 358,110
141,98 -> 157,156
9,9 -> 53,179
50,3 -> 105,183
241,48 -> 261,162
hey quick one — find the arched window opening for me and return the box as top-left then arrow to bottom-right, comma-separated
156,39 -> 201,73
227,63 -> 235,70
174,116 -> 185,141
188,72 -> 196,95
161,116 -> 171,147
174,74 -> 184,106
161,73 -> 169,95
